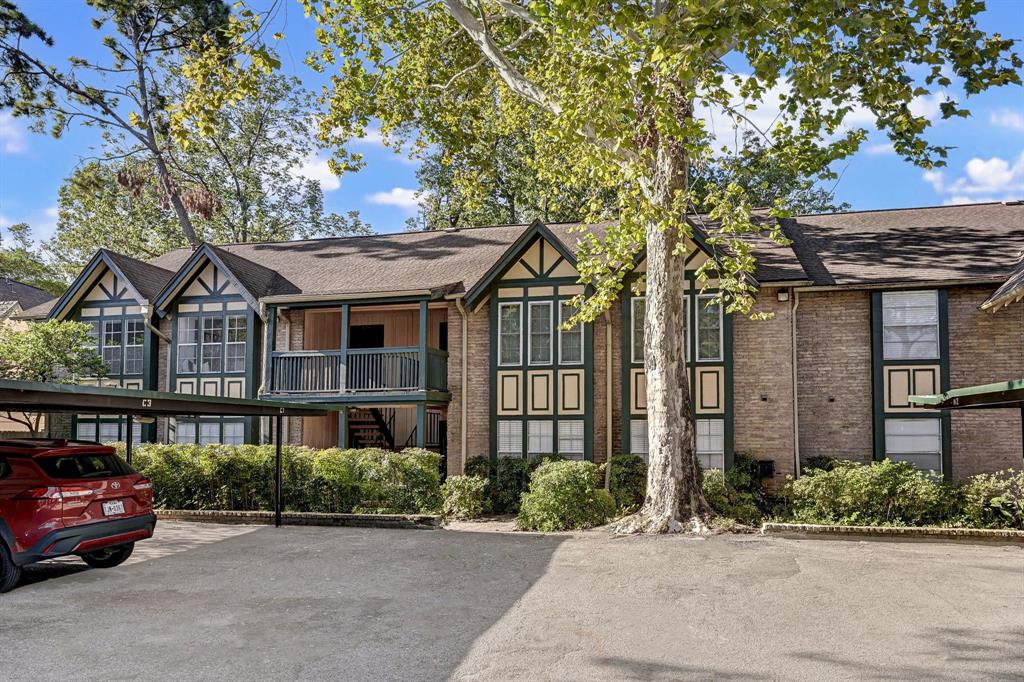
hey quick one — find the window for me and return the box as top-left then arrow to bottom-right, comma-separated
222,421 -> 245,445
76,422 -> 97,442
527,420 -> 553,456
630,419 -> 649,459
696,419 -> 725,471
558,420 -> 585,459
528,301 -> 552,365
124,320 -> 145,375
497,420 -> 523,458
98,421 -> 120,443
349,324 -> 384,349
883,291 -> 939,360
631,297 -> 646,364
102,320 -> 122,375
201,317 -> 224,373
682,296 -> 690,361
199,421 -> 220,445
696,295 -> 722,361
225,315 -> 247,372
177,317 -> 199,374
175,421 -> 196,444
498,302 -> 522,366
559,302 -> 583,364
885,418 -> 942,474
0,457 -> 10,480
36,454 -> 133,479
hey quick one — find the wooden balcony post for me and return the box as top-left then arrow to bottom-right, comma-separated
337,406 -> 348,449
416,402 -> 426,448
418,300 -> 428,390
263,305 -> 276,394
340,303 -> 349,392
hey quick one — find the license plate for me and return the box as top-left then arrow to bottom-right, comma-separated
102,500 -> 125,516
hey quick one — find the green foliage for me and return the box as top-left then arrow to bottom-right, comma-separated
802,456 -> 840,473
607,455 -> 647,512
781,460 -> 957,527
955,470 -> 1024,530
0,320 -> 106,383
0,223 -> 65,295
701,470 -> 764,527
517,460 -> 615,532
464,455 -> 564,514
119,444 -> 441,514
441,475 -> 490,520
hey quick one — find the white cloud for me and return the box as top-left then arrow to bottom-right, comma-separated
991,109 -> 1024,132
365,187 -> 424,211
908,92 -> 947,121
865,142 -> 895,156
923,151 -> 1024,203
293,155 -> 341,192
354,127 -> 384,145
0,112 -> 29,154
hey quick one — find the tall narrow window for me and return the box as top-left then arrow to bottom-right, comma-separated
498,302 -> 522,366
199,421 -> 220,445
558,420 -> 585,459
201,317 -> 223,373
175,421 -> 196,444
222,421 -> 245,445
176,317 -> 198,374
695,419 -> 725,471
882,291 -> 939,360
885,418 -> 941,474
682,296 -> 690,361
497,420 -> 523,458
225,315 -> 247,372
630,419 -> 649,460
123,320 -> 144,375
559,302 -> 583,364
631,297 -> 646,364
76,421 -> 97,442
527,420 -> 554,456
696,295 -> 722,361
528,301 -> 552,365
102,320 -> 122,375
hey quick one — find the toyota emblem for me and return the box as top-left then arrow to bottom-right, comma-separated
111,481 -> 122,489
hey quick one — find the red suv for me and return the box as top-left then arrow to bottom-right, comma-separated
0,439 -> 156,592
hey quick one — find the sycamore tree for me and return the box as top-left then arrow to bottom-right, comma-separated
190,0 -> 1019,533
0,321 -> 107,436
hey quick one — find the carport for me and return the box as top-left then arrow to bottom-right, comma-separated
911,379 -> 1024,459
0,379 -> 331,526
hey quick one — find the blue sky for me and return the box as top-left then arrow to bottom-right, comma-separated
1,0 -> 1022,247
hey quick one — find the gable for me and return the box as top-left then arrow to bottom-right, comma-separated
83,269 -> 132,302
501,235 -> 579,282
182,261 -> 241,298
633,237 -> 714,287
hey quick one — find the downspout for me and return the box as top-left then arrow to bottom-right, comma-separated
455,298 -> 469,474
143,306 -> 171,343
791,289 -> 802,478
604,310 -> 613,489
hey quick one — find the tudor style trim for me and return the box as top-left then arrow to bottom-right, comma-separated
46,250 -> 159,321
152,243 -> 262,317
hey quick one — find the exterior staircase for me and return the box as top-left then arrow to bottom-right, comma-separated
348,408 -> 396,449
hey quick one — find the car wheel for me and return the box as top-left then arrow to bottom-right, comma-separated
0,541 -> 21,593
80,542 -> 135,569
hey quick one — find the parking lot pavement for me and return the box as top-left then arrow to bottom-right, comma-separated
1,522 -> 1022,681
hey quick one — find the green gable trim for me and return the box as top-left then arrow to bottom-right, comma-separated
47,250 -> 152,322
152,243 -> 261,317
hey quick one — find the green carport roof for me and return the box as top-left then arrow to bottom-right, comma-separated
910,379 -> 1024,410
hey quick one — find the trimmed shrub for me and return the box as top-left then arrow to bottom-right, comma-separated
781,459 -> 956,526
802,455 -> 840,473
701,470 -> 762,526
957,470 -> 1024,529
464,454 -> 564,514
517,460 -> 616,532
441,475 -> 490,519
608,455 -> 647,512
114,444 -> 441,514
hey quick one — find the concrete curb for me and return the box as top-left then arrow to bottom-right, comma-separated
762,522 -> 1024,545
156,509 -> 442,530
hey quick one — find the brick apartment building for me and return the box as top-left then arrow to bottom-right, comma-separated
21,201 -> 1024,483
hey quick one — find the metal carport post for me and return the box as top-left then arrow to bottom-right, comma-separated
0,379 -> 333,528
910,379 -> 1024,460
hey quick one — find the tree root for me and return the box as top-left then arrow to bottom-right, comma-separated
611,511 -> 711,535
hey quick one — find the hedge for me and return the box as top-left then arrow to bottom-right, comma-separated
111,443 -> 442,514
517,460 -> 615,531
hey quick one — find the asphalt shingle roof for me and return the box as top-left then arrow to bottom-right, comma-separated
0,278 -> 54,311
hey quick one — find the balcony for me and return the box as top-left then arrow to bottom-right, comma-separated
269,347 -> 448,396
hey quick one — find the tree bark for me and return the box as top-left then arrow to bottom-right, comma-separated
612,139 -> 711,534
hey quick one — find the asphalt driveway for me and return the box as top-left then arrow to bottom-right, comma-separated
1,522 -> 1021,681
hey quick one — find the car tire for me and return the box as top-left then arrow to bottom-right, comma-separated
0,541 -> 21,593
80,542 -> 135,569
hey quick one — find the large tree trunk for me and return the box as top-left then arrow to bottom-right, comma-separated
612,140 -> 711,534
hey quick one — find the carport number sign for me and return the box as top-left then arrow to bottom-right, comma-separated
141,399 -> 152,407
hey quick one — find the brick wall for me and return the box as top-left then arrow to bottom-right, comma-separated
796,289 -> 874,465
445,299 -> 490,474
592,312 -> 612,464
733,289 -> 796,486
155,316 -> 173,443
947,285 -> 1024,477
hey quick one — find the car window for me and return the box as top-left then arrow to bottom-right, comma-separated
36,454 -> 134,480
0,456 -> 10,480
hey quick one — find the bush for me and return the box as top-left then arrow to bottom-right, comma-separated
608,455 -> 647,512
464,454 -> 564,514
116,444 -> 441,514
802,455 -> 840,473
701,470 -> 763,526
781,459 -> 956,527
957,470 -> 1024,529
517,460 -> 615,532
441,475 -> 490,520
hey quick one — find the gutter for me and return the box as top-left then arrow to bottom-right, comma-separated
456,298 -> 469,474
790,290 -> 801,478
791,277 -> 1006,294
261,289 -> 437,305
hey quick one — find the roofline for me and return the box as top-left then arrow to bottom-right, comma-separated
46,249 -> 150,322
152,243 -> 261,318
796,199 -> 1024,219
792,276 -> 1007,293
260,288 -> 447,305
